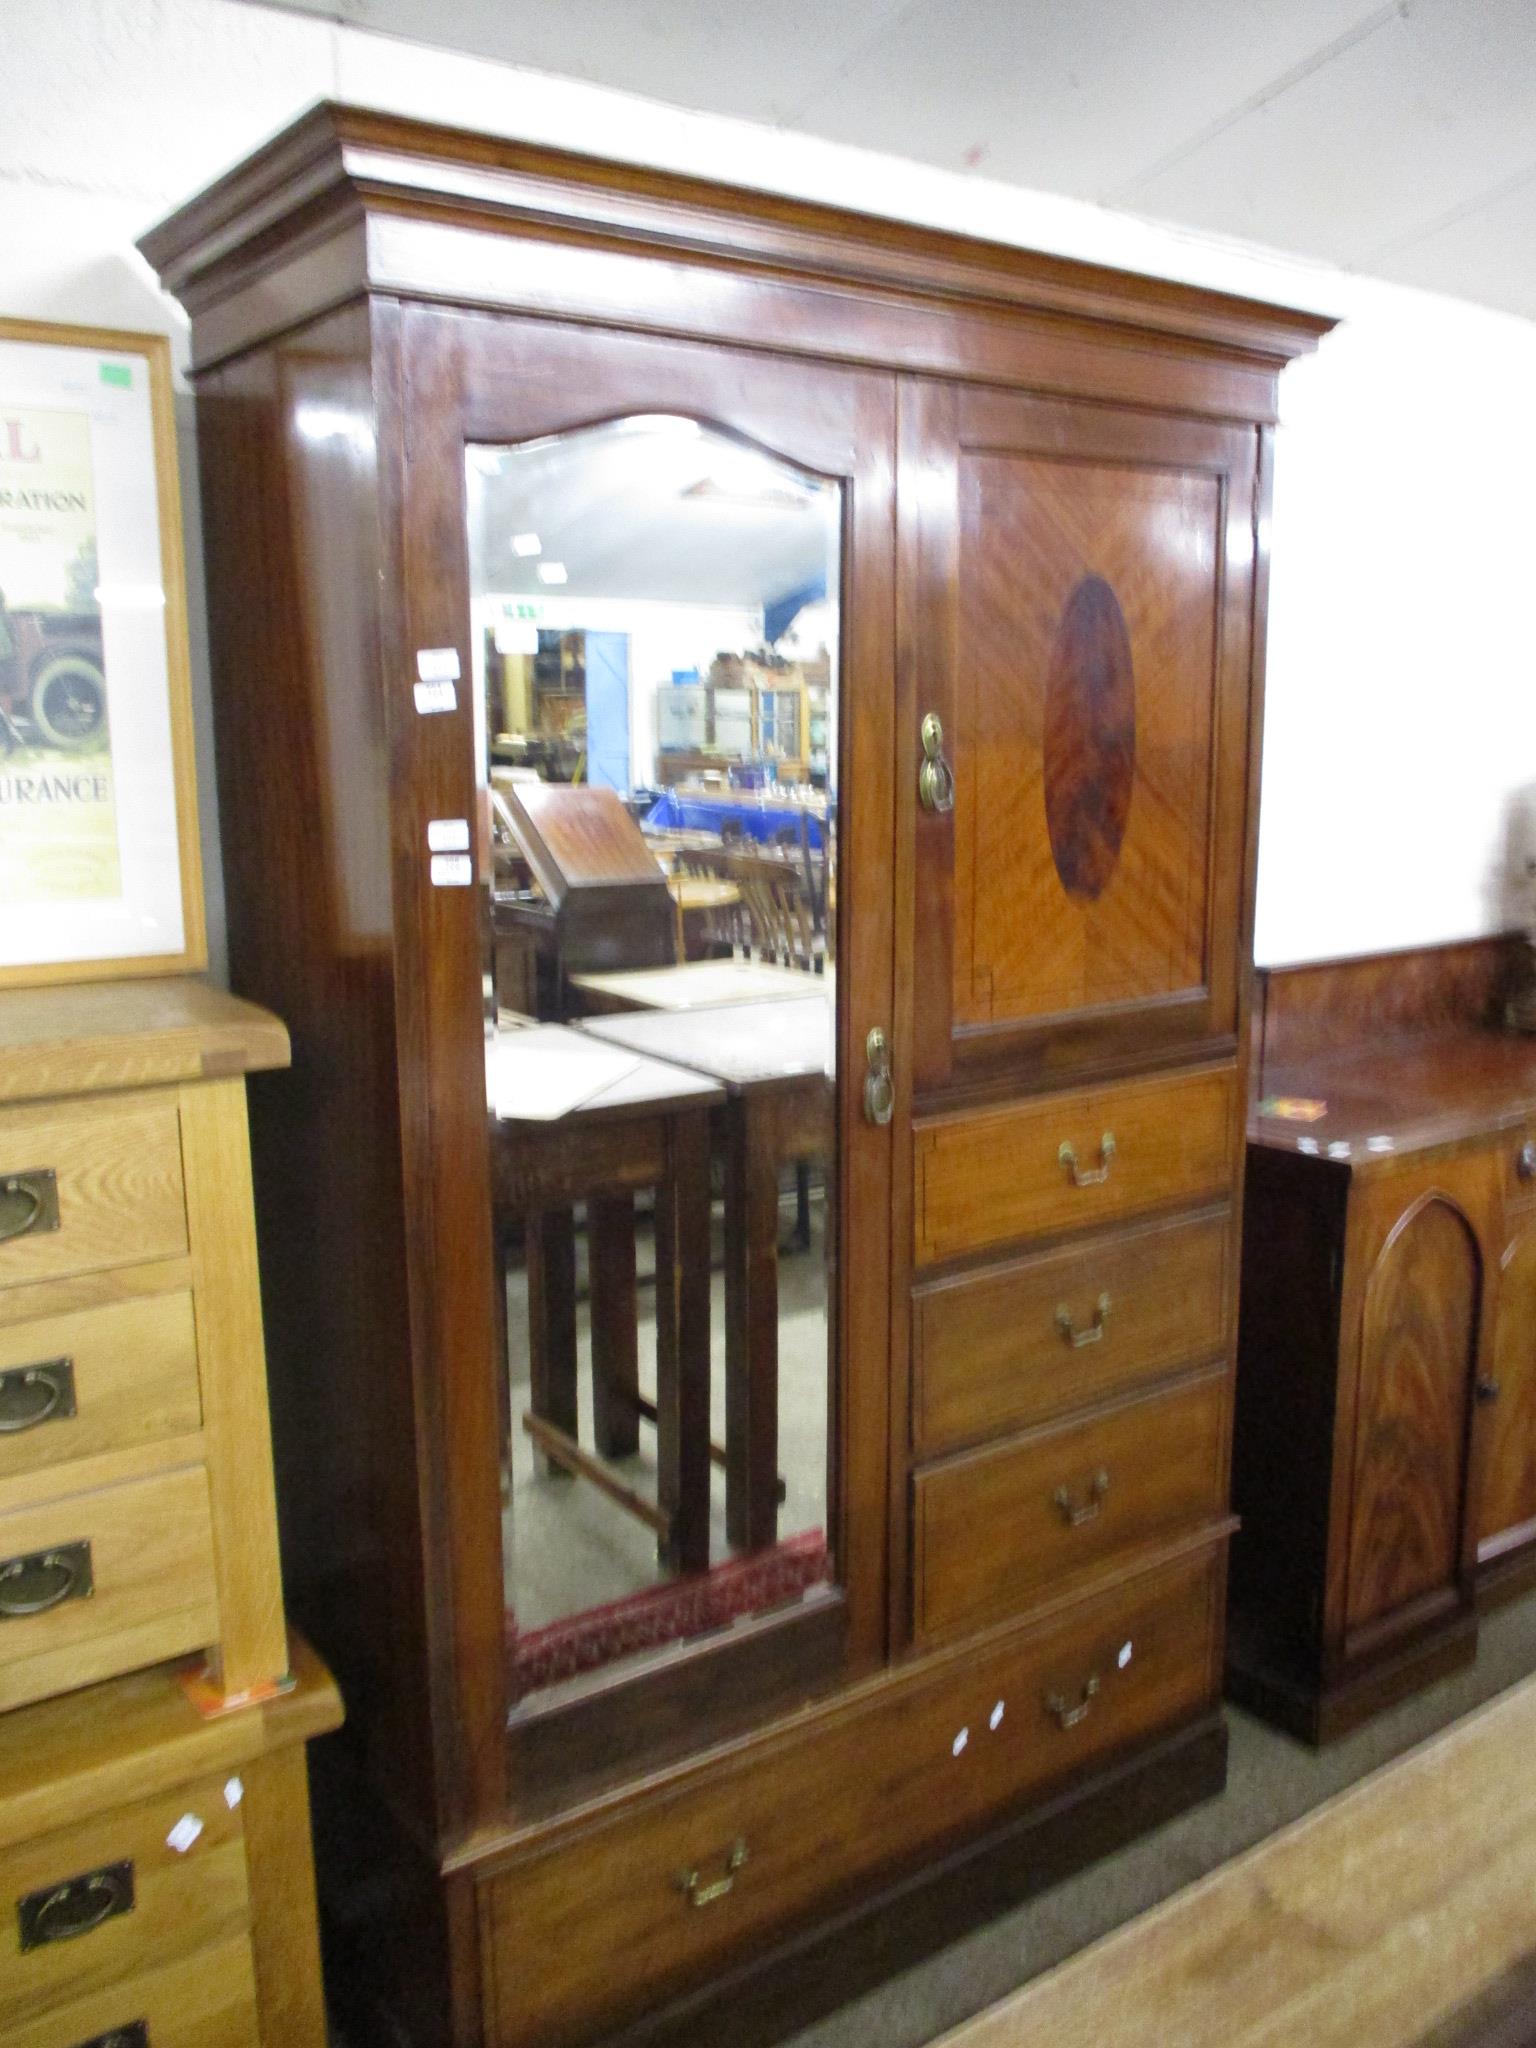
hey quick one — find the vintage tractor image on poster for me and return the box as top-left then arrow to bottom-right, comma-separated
0,604 -> 107,754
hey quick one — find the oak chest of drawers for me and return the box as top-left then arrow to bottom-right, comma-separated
0,978 -> 341,2046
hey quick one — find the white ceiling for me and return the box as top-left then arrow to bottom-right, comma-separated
248,0 -> 1536,320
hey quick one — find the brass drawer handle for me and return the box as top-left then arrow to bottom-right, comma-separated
864,1027 -> 895,1127
1477,1377 -> 1501,1405
0,1357 -> 76,1434
1052,1468 -> 1110,1527
1045,1675 -> 1100,1730
1056,1293 -> 1112,1349
918,711 -> 955,815
675,1838 -> 747,1909
1058,1133 -> 1116,1188
0,1539 -> 93,1618
0,1168 -> 58,1245
18,1858 -> 134,1949
75,2025 -> 148,2048
1518,1141 -> 1536,1183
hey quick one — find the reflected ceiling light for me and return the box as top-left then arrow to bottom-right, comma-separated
466,446 -> 504,476
623,414 -> 703,439
537,562 -> 568,584
511,532 -> 542,556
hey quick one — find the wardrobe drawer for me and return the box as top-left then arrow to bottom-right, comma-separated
0,1773 -> 248,2031
913,1210 -> 1230,1454
914,1066 -> 1236,1266
483,1548 -> 1221,2048
0,1097 -> 187,1291
0,1294 -> 201,1487
0,1932 -> 261,2048
0,1465 -> 218,1712
912,1371 -> 1228,1646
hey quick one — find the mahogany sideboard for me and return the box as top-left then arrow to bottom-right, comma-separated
1231,938 -> 1536,1742
141,105 -> 1329,2048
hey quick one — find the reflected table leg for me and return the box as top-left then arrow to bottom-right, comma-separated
526,1207 -> 578,1477
589,1193 -> 640,1459
724,1093 -> 782,1554
653,1108 -> 712,1573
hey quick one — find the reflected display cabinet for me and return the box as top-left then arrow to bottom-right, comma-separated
141,107 -> 1330,2048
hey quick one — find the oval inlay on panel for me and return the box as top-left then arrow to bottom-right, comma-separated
1043,574 -> 1136,900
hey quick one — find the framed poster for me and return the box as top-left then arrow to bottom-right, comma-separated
0,318 -> 205,985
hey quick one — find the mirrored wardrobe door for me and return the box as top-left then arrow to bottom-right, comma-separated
399,306 -> 897,1789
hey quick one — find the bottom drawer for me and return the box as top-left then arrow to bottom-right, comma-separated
0,1772 -> 249,2029
0,1933 -> 260,2048
483,1545 -> 1222,2048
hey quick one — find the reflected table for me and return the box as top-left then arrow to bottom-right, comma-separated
488,1025 -> 724,1574
570,959 -> 828,1014
580,996 -> 835,1553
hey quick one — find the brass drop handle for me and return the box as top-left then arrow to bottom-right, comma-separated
674,1838 -> 747,1909
0,1541 -> 92,1619
1477,1378 -> 1501,1405
1518,1141 -> 1536,1183
0,1359 -> 74,1435
1045,1674 -> 1101,1730
80,2025 -> 148,2048
863,1027 -> 894,1127
1052,1468 -> 1110,1527
1058,1133 -> 1116,1187
918,712 -> 955,815
0,1170 -> 52,1245
1056,1293 -> 1112,1349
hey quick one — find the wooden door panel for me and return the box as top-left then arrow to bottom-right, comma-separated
955,453 -> 1218,1028
1346,1195 -> 1479,1631
905,385 -> 1257,1087
1479,1218 -> 1536,1551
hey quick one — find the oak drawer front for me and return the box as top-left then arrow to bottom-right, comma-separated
484,1549 -> 1221,2048
0,1466 -> 218,1712
0,1775 -> 248,2030
0,1931 -> 260,2048
0,1098 -> 187,1291
914,1067 -> 1236,1266
913,1211 -> 1230,1454
0,1295 -> 200,1488
913,1372 -> 1227,1646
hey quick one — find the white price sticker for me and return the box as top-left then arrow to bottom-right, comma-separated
413,680 -> 458,716
430,853 -> 474,888
427,818 -> 471,853
416,646 -> 462,682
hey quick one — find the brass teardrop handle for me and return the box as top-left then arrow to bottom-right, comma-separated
1056,1293 -> 1112,1350
0,1172 -> 46,1244
1518,1141 -> 1536,1182
918,712 -> 955,815
674,1838 -> 748,1909
1058,1133 -> 1116,1187
1045,1674 -> 1101,1730
1052,1468 -> 1110,1526
863,1027 -> 894,1127
1477,1378 -> 1501,1405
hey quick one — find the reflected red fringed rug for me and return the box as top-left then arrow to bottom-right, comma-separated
509,1528 -> 829,1698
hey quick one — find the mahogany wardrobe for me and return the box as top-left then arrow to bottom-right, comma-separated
142,106 -> 1330,2048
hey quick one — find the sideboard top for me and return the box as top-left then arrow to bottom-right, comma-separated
139,100 -> 1335,378
0,976 -> 289,1105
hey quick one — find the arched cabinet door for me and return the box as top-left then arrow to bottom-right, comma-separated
1478,1214 -> 1536,1559
1345,1191 -> 1481,1635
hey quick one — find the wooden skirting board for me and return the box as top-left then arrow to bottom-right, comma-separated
936,1674 -> 1536,2048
